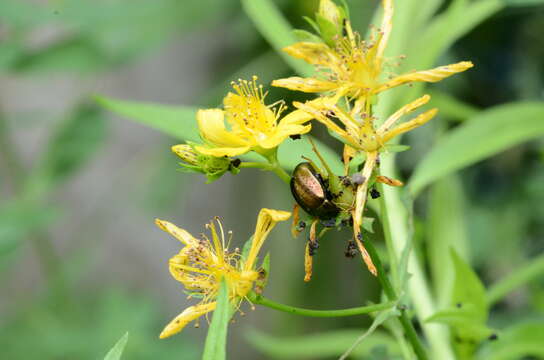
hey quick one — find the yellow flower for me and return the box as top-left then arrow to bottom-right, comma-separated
272,0 -> 473,102
155,208 -> 291,339
294,94 -> 437,153
195,76 -> 313,157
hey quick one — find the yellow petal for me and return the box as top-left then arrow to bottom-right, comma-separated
155,219 -> 199,247
282,42 -> 333,66
159,302 -> 216,339
195,144 -> 251,157
244,209 -> 291,271
272,77 -> 337,93
381,108 -> 438,143
278,108 -> 314,126
378,94 -> 431,134
257,124 -> 311,149
375,61 -> 474,93
197,109 -> 249,147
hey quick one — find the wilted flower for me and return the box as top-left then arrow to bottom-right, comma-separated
155,208 -> 291,338
195,76 -> 313,158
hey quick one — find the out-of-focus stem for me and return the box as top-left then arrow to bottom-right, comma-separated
380,156 -> 455,360
365,240 -> 429,360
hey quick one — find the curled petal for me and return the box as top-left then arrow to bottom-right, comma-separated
159,302 -> 216,339
155,219 -> 199,247
197,109 -> 249,147
244,208 -> 291,271
272,77 -> 338,93
381,108 -> 438,143
195,144 -> 251,157
375,61 -> 474,93
376,0 -> 394,59
282,42 -> 334,66
378,94 -> 431,134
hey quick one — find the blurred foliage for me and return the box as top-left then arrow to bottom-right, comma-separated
1,0 -> 544,359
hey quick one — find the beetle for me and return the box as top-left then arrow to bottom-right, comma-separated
290,162 -> 340,220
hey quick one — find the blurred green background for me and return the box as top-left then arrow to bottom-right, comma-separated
0,0 -> 543,359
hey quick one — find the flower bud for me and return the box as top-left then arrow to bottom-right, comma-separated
172,143 -> 238,183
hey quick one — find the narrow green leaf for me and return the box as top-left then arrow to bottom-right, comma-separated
426,308 -> 493,340
477,321 -> 544,360
95,96 -> 199,142
339,308 -> 401,360
410,102 -> 544,195
427,175 -> 469,308
202,279 -> 230,360
427,90 -> 480,122
241,0 -> 314,77
246,329 -> 400,359
103,332 -> 129,360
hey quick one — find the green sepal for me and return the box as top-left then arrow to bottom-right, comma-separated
292,29 -> 323,43
315,13 -> 340,47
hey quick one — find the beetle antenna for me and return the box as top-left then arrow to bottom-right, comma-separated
307,137 -> 334,179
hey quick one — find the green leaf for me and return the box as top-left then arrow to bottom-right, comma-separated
103,332 -> 129,360
202,279 -> 231,360
246,329 -> 400,359
339,308 -> 401,360
409,102 -> 544,195
477,321 -> 544,360
95,96 -> 199,142
450,249 -> 488,319
427,90 -> 480,122
427,175 -> 469,308
241,0 -> 314,77
426,307 -> 493,341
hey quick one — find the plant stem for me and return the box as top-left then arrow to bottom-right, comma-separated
240,160 -> 291,184
365,240 -> 429,360
380,158 -> 454,360
249,292 -> 394,318
487,253 -> 544,306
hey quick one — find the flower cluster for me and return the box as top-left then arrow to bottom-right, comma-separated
156,208 -> 290,338
156,0 -> 473,338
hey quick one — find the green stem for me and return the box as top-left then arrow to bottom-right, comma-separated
487,253 -> 544,306
365,240 -> 430,360
249,292 -> 395,317
239,161 -> 291,184
380,158 -> 454,360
